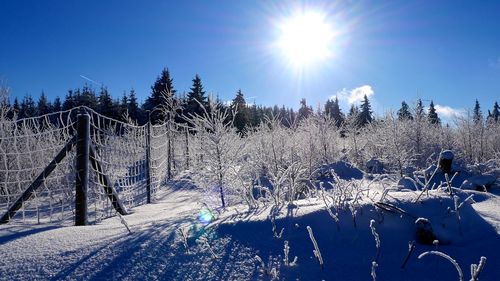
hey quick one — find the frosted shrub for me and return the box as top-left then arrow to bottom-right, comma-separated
364,113 -> 415,177
470,256 -> 487,281
369,219 -> 381,262
371,261 -> 378,281
306,226 -> 323,270
254,255 -> 279,279
185,100 -> 246,208
271,216 -> 284,239
196,236 -> 219,259
418,251 -> 463,281
177,226 -> 190,253
283,240 -> 298,267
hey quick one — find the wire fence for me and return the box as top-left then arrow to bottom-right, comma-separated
0,106 -> 176,225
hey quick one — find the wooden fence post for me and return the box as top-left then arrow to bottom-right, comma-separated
145,121 -> 152,204
75,113 -> 90,226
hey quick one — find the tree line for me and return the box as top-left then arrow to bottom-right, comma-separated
2,68 -> 500,130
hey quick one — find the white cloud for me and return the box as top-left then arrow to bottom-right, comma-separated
435,104 -> 464,118
333,85 -> 374,105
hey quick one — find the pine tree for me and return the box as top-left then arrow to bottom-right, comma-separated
347,104 -> 360,127
415,99 -> 425,121
63,90 -> 75,110
186,74 -> 208,117
473,99 -> 482,124
325,97 -> 344,127
78,86 -> 98,109
20,94 -> 36,118
397,101 -> 413,121
52,96 -> 62,112
37,91 -> 51,116
491,101 -> 499,122
98,87 -> 114,117
231,89 -> 249,133
297,98 -> 313,121
358,94 -> 373,126
428,100 -> 440,124
144,68 -> 176,124
128,89 -> 140,122
12,97 -> 20,115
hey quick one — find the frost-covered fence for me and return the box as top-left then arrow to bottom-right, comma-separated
0,106 -> 175,225
0,108 -> 78,224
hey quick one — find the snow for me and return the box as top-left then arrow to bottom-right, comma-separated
461,175 -> 497,190
1,182 -> 499,280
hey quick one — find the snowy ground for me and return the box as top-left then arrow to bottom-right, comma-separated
1,184 -> 499,281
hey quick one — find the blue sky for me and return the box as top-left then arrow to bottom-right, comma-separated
1,0 -> 499,119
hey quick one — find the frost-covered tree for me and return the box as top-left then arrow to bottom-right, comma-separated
186,99 -> 244,208
366,113 -> 415,177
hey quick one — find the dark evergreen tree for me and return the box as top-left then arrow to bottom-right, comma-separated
144,68 -> 176,123
415,99 -> 425,120
63,90 -> 76,110
20,95 -> 36,118
428,100 -> 440,124
98,87 -> 114,117
473,99 -> 482,124
490,101 -> 499,122
297,98 -> 313,121
77,86 -> 98,109
52,96 -> 62,112
231,89 -> 249,133
348,104 -> 359,117
397,101 -> 413,121
12,97 -> 20,115
119,91 -> 128,120
128,89 -> 140,122
358,94 -> 373,126
249,103 -> 259,127
186,74 -> 208,117
37,91 -> 51,115
325,97 -> 344,127
347,104 -> 360,128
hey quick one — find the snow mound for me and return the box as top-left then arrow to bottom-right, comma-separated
212,189 -> 499,280
317,161 -> 363,181
461,175 -> 497,191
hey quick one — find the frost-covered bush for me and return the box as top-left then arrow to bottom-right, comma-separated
185,100 -> 246,208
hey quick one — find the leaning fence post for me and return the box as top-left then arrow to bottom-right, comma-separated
75,113 -> 90,226
145,120 -> 152,204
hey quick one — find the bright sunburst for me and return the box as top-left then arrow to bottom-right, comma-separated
276,11 -> 335,67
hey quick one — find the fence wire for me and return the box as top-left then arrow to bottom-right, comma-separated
0,106 -> 178,225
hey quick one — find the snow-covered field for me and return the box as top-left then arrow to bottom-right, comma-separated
1,182 -> 499,281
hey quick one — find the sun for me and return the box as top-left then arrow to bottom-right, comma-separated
276,11 -> 334,67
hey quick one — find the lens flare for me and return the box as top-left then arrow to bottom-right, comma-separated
198,209 -> 214,225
